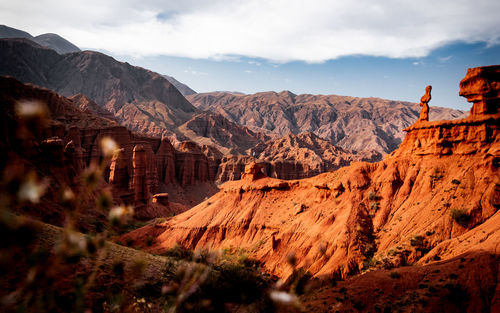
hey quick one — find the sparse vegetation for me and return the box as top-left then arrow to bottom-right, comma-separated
430,168 -> 444,189
368,191 -> 378,201
450,208 -> 470,226
409,235 -> 424,248
389,271 -> 401,279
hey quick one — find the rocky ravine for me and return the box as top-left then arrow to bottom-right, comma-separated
187,90 -> 467,154
124,66 -> 499,312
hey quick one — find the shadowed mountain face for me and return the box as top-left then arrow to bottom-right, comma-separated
32,33 -> 80,54
187,91 -> 467,154
0,25 -> 80,54
163,75 -> 196,96
0,24 -> 34,39
0,38 -> 198,136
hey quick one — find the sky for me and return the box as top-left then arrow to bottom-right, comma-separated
1,0 -> 499,110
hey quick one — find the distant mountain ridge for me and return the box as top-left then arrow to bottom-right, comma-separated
0,24 -> 80,54
0,37 -> 197,135
0,37 -> 285,160
187,91 -> 467,154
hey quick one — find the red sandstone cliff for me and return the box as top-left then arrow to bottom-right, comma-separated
124,67 -> 499,302
0,76 -> 216,220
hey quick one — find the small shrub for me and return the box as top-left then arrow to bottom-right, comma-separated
161,244 -> 194,260
451,179 -> 461,185
450,209 -> 470,226
368,191 -> 378,201
362,257 -> 377,270
389,271 -> 401,279
410,235 -> 424,248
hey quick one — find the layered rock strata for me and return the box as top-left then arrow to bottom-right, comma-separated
124,66 -> 499,286
0,76 -> 216,213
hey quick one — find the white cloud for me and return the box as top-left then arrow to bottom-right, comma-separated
1,0 -> 499,62
183,66 -> 208,75
438,55 -> 453,63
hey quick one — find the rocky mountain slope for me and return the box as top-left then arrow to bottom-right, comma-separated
0,38 -> 197,135
163,75 -> 196,96
124,66 -> 499,312
0,24 -> 34,39
31,33 -> 81,54
176,112 -> 271,155
0,24 -> 80,54
187,91 -> 467,154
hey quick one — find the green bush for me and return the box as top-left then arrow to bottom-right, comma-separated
389,271 -> 401,279
450,209 -> 470,226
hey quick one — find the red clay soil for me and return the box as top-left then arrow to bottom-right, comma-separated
301,250 -> 499,313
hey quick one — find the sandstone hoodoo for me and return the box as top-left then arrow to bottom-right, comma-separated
0,76 -> 218,221
459,65 -> 500,116
152,193 -> 169,206
241,161 -> 266,181
417,85 -> 432,122
124,66 -> 499,312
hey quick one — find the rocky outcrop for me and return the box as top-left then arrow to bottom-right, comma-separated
241,162 -> 265,181
130,145 -> 149,203
201,144 -> 223,181
152,193 -> 169,206
216,155 -> 256,183
187,91 -> 467,154
175,141 -> 210,186
395,65 -> 500,157
215,133 -> 382,182
125,66 -> 499,283
155,136 -> 177,184
459,65 -> 500,116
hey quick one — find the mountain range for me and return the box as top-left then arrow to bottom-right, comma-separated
0,26 -> 466,184
187,91 -> 467,154
0,24 -> 80,54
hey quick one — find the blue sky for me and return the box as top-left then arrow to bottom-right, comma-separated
111,41 -> 499,110
1,0 -> 499,110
